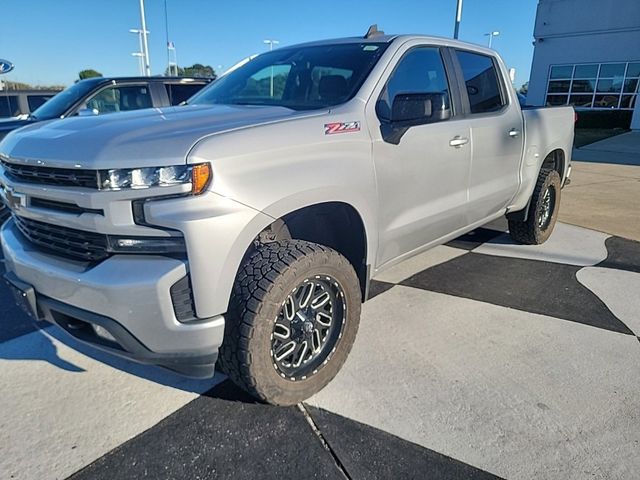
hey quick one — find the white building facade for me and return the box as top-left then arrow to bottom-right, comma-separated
528,0 -> 640,129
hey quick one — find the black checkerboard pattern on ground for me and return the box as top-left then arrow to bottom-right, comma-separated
2,224 -> 639,479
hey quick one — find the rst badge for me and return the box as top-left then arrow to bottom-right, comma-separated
324,121 -> 361,135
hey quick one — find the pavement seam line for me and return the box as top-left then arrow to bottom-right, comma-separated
297,403 -> 352,480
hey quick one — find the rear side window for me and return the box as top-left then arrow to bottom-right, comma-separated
165,83 -> 207,105
27,94 -> 54,112
455,50 -> 505,114
0,95 -> 20,117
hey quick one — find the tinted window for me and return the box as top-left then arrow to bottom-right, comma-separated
456,50 -> 505,114
165,83 -> 207,105
236,64 -> 292,100
188,43 -> 388,110
31,79 -> 102,120
387,48 -> 450,102
85,85 -> 152,114
0,95 -> 20,117
27,94 -> 54,112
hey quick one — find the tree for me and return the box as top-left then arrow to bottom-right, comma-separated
79,69 -> 102,80
166,63 -> 216,79
519,82 -> 529,95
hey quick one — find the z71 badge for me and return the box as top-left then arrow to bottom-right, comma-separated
324,121 -> 361,135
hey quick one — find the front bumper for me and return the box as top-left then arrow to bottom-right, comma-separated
1,220 -> 225,377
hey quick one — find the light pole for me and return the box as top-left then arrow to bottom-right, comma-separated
263,39 -> 279,97
453,0 -> 463,39
485,31 -> 500,48
129,28 -> 149,75
139,0 -> 151,76
131,52 -> 145,75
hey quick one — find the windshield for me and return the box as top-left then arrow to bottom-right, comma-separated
30,79 -> 101,120
188,43 -> 389,110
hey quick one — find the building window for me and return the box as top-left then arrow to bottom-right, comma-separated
545,61 -> 639,110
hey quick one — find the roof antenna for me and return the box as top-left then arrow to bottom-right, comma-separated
364,24 -> 384,39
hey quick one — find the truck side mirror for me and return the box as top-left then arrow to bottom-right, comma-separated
377,92 -> 451,145
390,93 -> 450,125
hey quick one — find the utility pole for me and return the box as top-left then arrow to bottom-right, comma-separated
263,39 -> 279,97
453,0 -> 463,39
139,0 -> 151,76
164,0 -> 178,76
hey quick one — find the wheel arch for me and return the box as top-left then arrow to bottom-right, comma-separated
237,200 -> 372,301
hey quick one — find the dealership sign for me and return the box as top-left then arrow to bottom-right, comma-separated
0,60 -> 14,74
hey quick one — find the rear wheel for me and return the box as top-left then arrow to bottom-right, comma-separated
218,240 -> 361,406
508,168 -> 561,245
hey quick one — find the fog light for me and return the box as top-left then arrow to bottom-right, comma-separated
107,235 -> 186,254
93,324 -> 117,343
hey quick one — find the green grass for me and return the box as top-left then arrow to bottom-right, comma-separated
574,128 -> 628,148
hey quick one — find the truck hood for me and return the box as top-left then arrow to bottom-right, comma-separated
0,105 -> 323,169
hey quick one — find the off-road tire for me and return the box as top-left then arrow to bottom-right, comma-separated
508,168 -> 561,245
218,240 -> 361,406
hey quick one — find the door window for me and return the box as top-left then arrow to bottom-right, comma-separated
165,83 -> 207,105
0,95 -> 20,117
378,47 -> 451,121
455,50 -> 505,114
85,85 -> 152,114
27,95 -> 54,112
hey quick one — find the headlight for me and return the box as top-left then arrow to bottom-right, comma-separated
98,163 -> 211,195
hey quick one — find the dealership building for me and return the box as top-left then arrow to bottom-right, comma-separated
527,0 -> 640,130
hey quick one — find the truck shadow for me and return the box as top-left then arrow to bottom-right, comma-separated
0,318 -> 223,394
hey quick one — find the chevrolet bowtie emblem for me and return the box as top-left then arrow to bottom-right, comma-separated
3,186 -> 26,210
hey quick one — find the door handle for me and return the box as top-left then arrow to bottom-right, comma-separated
509,128 -> 521,138
449,136 -> 469,148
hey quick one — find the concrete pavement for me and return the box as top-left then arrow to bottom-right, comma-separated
572,131 -> 640,165
3,222 -> 640,479
559,161 -> 640,241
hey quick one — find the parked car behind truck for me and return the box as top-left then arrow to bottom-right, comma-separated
0,76 -> 212,142
0,32 -> 574,405
0,76 -> 212,221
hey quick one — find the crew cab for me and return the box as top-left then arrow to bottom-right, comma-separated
0,31 -> 574,405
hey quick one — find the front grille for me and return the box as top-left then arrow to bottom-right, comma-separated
30,197 -> 103,216
13,215 -> 109,262
170,275 -> 197,322
0,205 -> 9,224
1,159 -> 99,189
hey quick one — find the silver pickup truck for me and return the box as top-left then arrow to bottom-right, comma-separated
0,32 -> 574,405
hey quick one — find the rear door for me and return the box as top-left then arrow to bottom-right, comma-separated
369,43 -> 471,268
452,49 -> 523,223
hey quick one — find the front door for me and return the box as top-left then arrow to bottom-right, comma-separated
370,45 -> 471,268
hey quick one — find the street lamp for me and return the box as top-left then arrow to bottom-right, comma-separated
138,0 -> 151,76
263,39 -> 280,97
485,31 -> 500,48
131,52 -> 145,75
129,28 -> 149,76
453,0 -> 463,39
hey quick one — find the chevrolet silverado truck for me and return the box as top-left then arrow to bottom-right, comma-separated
0,32 -> 574,405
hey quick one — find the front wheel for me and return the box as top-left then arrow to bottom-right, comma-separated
508,168 -> 561,245
218,240 -> 361,406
